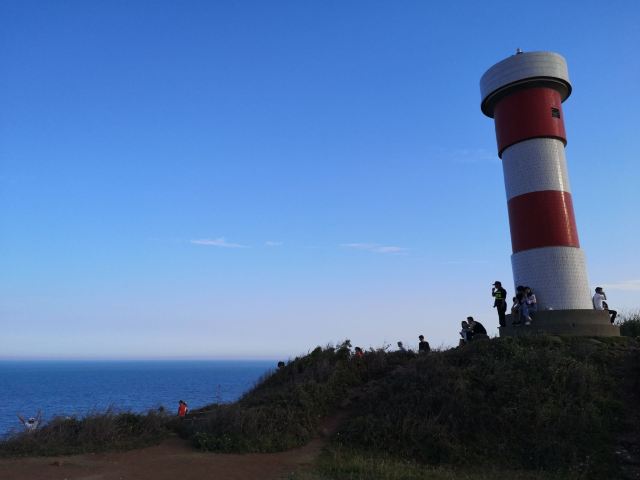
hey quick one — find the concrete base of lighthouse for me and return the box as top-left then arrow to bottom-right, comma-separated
498,310 -> 620,337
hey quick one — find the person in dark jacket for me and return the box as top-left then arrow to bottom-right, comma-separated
418,335 -> 430,353
492,281 -> 508,327
467,317 -> 487,338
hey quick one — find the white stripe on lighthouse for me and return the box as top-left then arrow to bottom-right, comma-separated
511,246 -> 592,310
501,138 -> 572,201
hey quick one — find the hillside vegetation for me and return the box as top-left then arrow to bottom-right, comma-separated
0,409 -> 169,457
2,316 -> 639,479
178,334 -> 639,478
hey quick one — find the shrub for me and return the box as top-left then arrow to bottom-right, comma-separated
177,341 -> 420,452
334,336 -> 638,477
618,310 -> 640,337
0,408 -> 170,457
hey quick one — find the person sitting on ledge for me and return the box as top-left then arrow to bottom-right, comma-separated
510,296 -> 520,326
525,287 -> 537,322
593,287 -> 617,324
513,287 -> 526,326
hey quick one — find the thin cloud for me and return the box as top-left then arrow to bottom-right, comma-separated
600,279 -> 640,291
265,241 -> 283,247
442,259 -> 490,265
191,238 -> 248,248
341,243 -> 408,255
431,146 -> 498,165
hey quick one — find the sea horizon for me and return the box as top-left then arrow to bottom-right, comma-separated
0,356 -> 285,362
0,359 -> 274,437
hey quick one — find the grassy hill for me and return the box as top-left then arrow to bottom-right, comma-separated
2,322 -> 639,479
177,334 -> 639,479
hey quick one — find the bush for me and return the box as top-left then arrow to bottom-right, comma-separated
0,408 -> 170,457
618,310 -> 640,337
334,336 -> 638,478
177,341 -> 416,452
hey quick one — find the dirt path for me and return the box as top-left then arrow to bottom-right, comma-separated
0,414 -> 344,480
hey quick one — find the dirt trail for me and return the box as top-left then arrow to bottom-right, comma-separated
0,415 -> 345,480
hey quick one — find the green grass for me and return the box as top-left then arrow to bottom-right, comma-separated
335,336 -> 634,472
291,447 -> 571,480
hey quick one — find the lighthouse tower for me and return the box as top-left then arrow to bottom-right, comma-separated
480,51 -> 618,336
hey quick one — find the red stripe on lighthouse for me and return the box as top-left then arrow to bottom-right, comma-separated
494,87 -> 566,156
507,190 -> 580,253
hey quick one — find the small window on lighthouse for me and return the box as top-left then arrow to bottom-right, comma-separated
551,107 -> 561,118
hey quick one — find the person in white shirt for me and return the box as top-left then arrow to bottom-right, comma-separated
17,412 -> 41,432
592,287 -> 617,324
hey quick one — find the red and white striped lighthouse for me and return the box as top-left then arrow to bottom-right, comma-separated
480,51 -> 618,336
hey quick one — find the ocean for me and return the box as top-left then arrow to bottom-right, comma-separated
0,360 -> 274,437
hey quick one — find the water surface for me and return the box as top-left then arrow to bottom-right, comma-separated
0,360 -> 273,436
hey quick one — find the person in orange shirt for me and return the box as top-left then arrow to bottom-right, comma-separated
177,400 -> 188,417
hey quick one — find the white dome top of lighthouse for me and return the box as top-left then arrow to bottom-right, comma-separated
480,51 -> 572,117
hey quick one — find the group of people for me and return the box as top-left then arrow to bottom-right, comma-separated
396,335 -> 431,354
352,335 -> 431,358
491,281 -> 537,327
491,280 -> 617,328
178,284 -> 619,423
458,316 -> 487,346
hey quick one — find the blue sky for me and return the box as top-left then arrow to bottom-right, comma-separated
1,0 -> 639,359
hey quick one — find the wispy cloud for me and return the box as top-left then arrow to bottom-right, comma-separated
431,147 -> 498,165
341,243 -> 408,255
442,259 -> 490,265
601,279 -> 640,291
265,241 -> 283,247
191,238 -> 248,248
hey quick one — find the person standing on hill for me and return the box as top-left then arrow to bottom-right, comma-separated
177,400 -> 189,417
418,335 -> 430,353
492,281 -> 508,327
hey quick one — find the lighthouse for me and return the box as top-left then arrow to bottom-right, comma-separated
480,50 -> 618,336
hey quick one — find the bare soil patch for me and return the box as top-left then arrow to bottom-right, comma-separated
0,413 -> 345,480
0,435 -> 323,480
